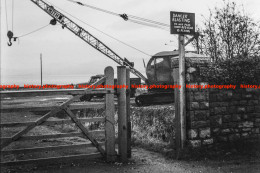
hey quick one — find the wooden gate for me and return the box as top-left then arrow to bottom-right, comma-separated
0,66 -> 116,166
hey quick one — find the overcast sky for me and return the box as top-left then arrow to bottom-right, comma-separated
1,0 -> 260,85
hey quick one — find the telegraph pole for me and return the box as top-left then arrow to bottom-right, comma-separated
40,53 -> 42,86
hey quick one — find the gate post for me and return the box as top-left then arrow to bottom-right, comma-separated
105,66 -> 116,162
117,66 -> 128,162
126,67 -> 131,158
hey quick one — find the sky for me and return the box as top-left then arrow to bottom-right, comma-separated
1,0 -> 260,85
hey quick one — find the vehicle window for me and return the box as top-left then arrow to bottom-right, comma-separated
150,59 -> 155,68
155,57 -> 169,68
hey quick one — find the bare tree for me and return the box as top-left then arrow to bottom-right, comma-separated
194,1 -> 260,61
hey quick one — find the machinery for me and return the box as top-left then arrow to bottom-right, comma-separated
6,0 -> 147,82
135,51 -> 209,106
76,75 -> 141,101
7,0 -> 206,106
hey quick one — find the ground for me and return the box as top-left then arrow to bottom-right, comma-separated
3,146 -> 260,173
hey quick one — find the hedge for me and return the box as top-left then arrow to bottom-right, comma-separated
201,57 -> 260,84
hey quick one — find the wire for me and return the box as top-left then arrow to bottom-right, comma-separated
67,0 -> 170,29
128,19 -> 170,32
12,0 -> 14,31
67,0 -> 118,16
129,15 -> 170,27
17,24 -> 50,38
45,0 -> 152,56
5,0 -> 9,31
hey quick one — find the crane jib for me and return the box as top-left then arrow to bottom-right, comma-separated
46,6 -> 64,21
30,0 -> 147,82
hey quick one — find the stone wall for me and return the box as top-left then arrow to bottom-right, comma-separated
185,57 -> 260,147
186,86 -> 213,147
185,57 -> 213,147
210,88 -> 260,142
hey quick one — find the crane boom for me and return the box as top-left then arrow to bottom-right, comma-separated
30,0 -> 147,82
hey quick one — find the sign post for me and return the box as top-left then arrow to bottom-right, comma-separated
178,34 -> 186,151
170,11 -> 195,156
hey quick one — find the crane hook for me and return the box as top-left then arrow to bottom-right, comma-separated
7,31 -> 14,46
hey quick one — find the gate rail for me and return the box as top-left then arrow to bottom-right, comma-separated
0,66 -> 116,166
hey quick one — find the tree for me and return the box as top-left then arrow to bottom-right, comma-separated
194,1 -> 260,61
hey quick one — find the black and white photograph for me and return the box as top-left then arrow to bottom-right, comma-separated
1,0 -> 260,172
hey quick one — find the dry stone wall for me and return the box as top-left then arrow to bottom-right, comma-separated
185,57 -> 260,147
210,89 -> 260,143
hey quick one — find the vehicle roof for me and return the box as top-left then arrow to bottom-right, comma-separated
153,51 -> 209,58
153,50 -> 179,57
92,74 -> 104,78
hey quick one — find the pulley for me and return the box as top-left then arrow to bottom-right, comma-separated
120,14 -> 128,21
50,18 -> 57,25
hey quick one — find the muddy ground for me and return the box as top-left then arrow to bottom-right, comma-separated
2,144 -> 260,173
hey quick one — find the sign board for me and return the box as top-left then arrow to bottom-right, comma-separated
170,11 -> 195,35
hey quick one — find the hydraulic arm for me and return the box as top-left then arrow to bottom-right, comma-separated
30,0 -> 147,81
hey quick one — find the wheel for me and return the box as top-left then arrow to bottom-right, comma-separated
135,96 -> 145,106
80,94 -> 93,101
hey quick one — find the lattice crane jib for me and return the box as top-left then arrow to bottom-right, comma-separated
30,0 -> 147,82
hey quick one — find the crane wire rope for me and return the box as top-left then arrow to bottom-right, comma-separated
65,0 -> 179,48
4,0 -> 50,46
17,24 -> 50,38
5,0 -> 9,31
45,0 -> 152,57
5,0 -> 15,32
66,0 -> 170,31
128,19 -> 169,31
12,0 -> 14,32
128,14 -> 170,27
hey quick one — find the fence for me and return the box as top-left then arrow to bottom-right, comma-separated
0,66 -> 132,166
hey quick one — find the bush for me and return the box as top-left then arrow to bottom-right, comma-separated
130,105 -> 175,151
201,57 -> 260,84
131,105 -> 175,142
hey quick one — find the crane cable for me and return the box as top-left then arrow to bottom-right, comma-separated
4,0 -> 15,31
45,0 -> 152,57
5,0 -> 15,46
17,24 -> 50,38
66,0 -> 178,49
128,15 -> 170,27
4,0 -> 9,31
128,19 -> 169,32
67,0 -> 170,31
4,0 -> 51,46
12,0 -> 14,32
